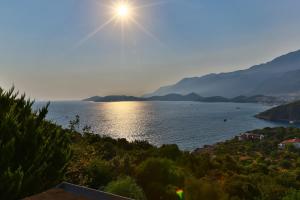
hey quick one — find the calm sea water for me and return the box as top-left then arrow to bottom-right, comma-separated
34,101 -> 287,150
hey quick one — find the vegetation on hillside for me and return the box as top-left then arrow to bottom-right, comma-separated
67,121 -> 300,200
1,87 -> 300,200
256,100 -> 300,122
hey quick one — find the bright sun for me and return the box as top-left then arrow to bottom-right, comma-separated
115,3 -> 131,19
76,0 -> 164,47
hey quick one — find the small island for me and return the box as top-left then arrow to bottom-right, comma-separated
256,100 -> 300,123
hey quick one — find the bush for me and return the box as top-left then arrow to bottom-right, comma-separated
158,144 -> 182,160
224,175 -> 261,200
184,178 -> 228,200
0,88 -> 71,199
86,159 -> 114,188
105,176 -> 146,200
135,157 -> 185,199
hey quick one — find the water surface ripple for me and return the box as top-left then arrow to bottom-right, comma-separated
34,101 -> 286,150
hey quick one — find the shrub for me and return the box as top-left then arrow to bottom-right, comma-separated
158,144 -> 182,160
184,178 -> 228,200
86,159 -> 114,188
224,175 -> 261,200
135,157 -> 185,199
105,176 -> 146,200
0,88 -> 71,199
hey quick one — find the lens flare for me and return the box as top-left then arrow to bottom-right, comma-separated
75,0 -> 166,47
176,189 -> 184,200
114,2 -> 131,19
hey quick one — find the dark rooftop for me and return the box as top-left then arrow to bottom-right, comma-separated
24,182 -> 133,200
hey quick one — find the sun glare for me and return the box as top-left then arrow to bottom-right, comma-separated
76,0 -> 165,47
115,2 -> 131,19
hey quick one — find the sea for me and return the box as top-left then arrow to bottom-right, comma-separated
33,101 -> 291,150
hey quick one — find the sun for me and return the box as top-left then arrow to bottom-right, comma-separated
114,2 -> 131,19
76,0 -> 165,47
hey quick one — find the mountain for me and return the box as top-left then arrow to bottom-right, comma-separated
83,94 -> 284,104
147,93 -> 201,101
256,100 -> 300,123
146,50 -> 300,98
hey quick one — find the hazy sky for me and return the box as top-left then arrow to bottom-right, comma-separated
1,0 -> 300,100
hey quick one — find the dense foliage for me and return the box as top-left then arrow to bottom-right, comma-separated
0,88 -> 71,199
67,122 -> 300,200
105,176 -> 146,200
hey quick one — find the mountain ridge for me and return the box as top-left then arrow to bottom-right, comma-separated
145,50 -> 300,98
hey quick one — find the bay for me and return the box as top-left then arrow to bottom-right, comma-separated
34,101 -> 286,150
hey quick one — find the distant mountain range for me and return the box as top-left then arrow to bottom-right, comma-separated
145,50 -> 300,98
256,100 -> 300,123
83,94 -> 286,104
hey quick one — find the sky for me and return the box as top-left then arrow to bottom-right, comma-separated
1,0 -> 300,100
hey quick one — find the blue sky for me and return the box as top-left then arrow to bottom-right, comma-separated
1,0 -> 300,100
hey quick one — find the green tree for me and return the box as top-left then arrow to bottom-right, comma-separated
105,176 -> 146,200
135,157 -> 185,199
158,144 -> 182,160
0,87 -> 71,199
86,159 -> 114,188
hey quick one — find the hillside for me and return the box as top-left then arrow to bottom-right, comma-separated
256,100 -> 300,123
146,50 -> 300,98
69,126 -> 300,200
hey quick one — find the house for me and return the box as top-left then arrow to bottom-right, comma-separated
237,132 -> 264,141
278,138 -> 300,149
24,182 -> 132,200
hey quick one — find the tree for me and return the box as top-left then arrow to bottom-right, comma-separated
158,144 -> 182,160
105,176 -> 146,200
135,157 -> 185,199
0,88 -> 71,199
68,114 -> 80,132
86,159 -> 114,188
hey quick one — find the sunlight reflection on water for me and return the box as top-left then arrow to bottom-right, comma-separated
34,101 -> 291,150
